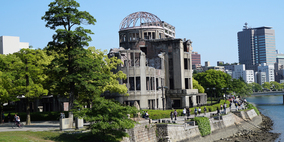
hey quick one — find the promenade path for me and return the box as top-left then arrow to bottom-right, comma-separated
0,121 -> 60,132
0,100 -> 242,132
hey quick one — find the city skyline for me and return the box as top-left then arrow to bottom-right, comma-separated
1,1 -> 284,66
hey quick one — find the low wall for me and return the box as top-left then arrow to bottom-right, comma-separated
121,121 -> 156,142
122,109 -> 262,142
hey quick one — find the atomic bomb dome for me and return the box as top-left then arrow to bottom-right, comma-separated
119,12 -> 176,48
119,11 -> 162,30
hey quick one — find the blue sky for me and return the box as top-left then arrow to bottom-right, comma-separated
1,0 -> 283,66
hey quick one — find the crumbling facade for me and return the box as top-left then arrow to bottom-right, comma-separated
107,12 -> 206,109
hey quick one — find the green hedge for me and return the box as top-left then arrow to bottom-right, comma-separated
3,111 -> 69,122
192,117 -> 211,136
246,103 -> 260,115
143,99 -> 230,120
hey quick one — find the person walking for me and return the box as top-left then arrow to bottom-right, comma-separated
194,108 -> 197,117
224,103 -> 227,114
183,108 -> 186,116
204,106 -> 207,115
217,107 -> 220,115
174,110 -> 177,120
170,112 -> 173,121
198,107 -> 201,115
220,104 -> 223,110
229,102 -> 232,111
186,108 -> 190,119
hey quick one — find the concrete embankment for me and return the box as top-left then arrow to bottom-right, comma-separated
121,109 -> 262,142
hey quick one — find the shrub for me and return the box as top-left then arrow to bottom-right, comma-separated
246,103 -> 260,115
192,117 -> 211,136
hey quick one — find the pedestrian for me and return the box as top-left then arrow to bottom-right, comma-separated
235,102 -> 238,111
187,108 -> 190,118
145,111 -> 149,119
220,104 -> 223,110
170,112 -> 173,120
204,106 -> 207,115
194,107 -> 197,117
7,113 -> 11,123
198,107 -> 201,115
229,102 -> 232,110
174,110 -> 177,120
217,107 -> 220,115
224,103 -> 227,114
183,108 -> 186,116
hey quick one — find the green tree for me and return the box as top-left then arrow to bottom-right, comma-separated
42,0 -> 96,118
0,54 -> 24,123
231,79 -> 252,97
193,69 -> 232,98
70,47 -> 137,141
262,82 -> 271,91
13,49 -> 50,125
250,82 -> 262,92
270,81 -> 281,91
73,97 -> 137,142
193,78 -> 204,93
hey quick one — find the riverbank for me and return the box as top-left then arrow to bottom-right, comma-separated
214,113 -> 280,142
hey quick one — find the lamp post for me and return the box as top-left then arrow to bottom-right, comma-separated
158,86 -> 168,110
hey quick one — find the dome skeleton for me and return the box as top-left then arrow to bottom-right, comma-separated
120,11 -> 162,30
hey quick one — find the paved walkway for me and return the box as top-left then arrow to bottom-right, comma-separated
0,121 -> 60,132
0,100 -> 243,132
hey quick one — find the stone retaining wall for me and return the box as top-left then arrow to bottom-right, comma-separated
121,109 -> 262,142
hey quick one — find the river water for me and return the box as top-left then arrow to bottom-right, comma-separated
246,95 -> 284,142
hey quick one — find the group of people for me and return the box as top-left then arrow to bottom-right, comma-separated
169,106 -> 208,121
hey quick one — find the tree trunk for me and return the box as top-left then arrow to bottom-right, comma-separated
26,98 -> 31,125
0,103 -> 3,124
25,58 -> 31,125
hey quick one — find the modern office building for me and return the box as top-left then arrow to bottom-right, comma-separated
106,11 -> 207,109
258,63 -> 274,82
0,36 -> 29,54
237,23 -> 277,71
232,64 -> 255,83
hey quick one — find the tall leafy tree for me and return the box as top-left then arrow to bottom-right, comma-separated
0,54 -> 23,123
13,49 -> 49,125
270,81 -> 282,91
192,78 -> 204,93
42,0 -> 96,118
72,47 -> 137,141
194,69 -> 232,98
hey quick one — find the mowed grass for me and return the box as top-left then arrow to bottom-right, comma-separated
0,131 -> 94,142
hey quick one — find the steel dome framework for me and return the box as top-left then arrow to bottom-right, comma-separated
119,11 -> 162,30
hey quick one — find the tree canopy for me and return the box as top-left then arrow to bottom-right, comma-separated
42,0 -> 96,117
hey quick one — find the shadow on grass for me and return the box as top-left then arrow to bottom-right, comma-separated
45,132 -> 121,142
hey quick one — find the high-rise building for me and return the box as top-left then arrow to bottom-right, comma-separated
237,23 -> 276,71
191,52 -> 201,66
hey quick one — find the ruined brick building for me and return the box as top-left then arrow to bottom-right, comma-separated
106,12 -> 207,109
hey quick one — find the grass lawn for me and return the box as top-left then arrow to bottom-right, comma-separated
0,131 -> 94,142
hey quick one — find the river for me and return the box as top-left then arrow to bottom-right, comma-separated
246,95 -> 284,142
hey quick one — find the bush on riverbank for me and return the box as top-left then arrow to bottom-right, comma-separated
246,103 -> 260,115
192,117 -> 211,136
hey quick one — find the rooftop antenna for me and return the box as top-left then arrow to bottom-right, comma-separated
243,22 -> 248,29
